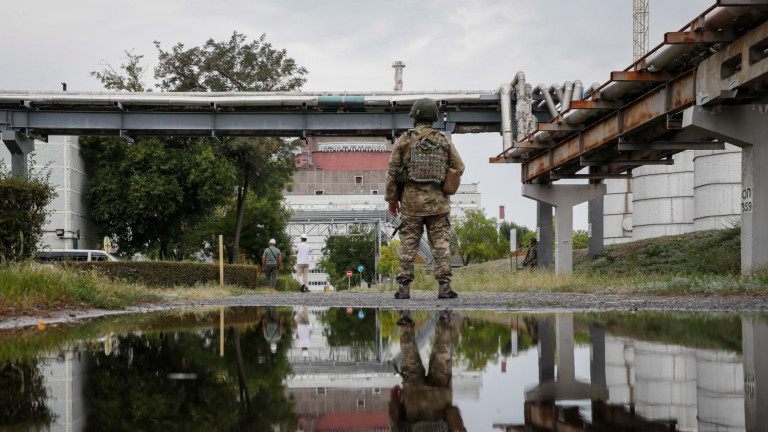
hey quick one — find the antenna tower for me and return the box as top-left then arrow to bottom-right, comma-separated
633,0 -> 650,62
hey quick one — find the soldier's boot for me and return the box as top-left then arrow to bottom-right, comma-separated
394,283 -> 410,300
438,283 -> 458,299
397,310 -> 413,325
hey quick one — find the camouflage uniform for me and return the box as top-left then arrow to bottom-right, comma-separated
385,124 -> 465,286
389,311 -> 466,431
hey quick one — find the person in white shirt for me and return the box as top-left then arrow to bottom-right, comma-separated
295,234 -> 311,292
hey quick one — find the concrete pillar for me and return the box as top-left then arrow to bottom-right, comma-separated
742,316 -> 768,431
537,202 -> 553,269
1,131 -> 34,176
682,105 -> 768,273
524,184 -> 607,274
588,192 -> 605,258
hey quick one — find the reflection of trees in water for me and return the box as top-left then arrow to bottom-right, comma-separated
452,315 -> 535,371
318,308 -> 377,359
0,359 -> 54,431
84,323 -> 298,432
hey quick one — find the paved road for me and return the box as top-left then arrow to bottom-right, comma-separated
3,291 -> 767,330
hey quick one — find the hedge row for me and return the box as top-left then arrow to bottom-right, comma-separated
70,261 -> 264,289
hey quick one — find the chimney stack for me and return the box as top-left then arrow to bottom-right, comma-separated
392,61 -> 405,91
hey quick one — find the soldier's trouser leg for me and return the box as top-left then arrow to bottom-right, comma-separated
397,215 -> 425,285
399,319 -> 426,384
427,314 -> 452,387
425,213 -> 452,284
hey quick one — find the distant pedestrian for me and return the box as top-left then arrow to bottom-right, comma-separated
295,233 -> 311,292
522,237 -> 538,268
295,306 -> 311,358
262,239 -> 282,289
262,306 -> 283,354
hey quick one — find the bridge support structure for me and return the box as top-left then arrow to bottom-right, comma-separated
588,188 -> 605,259
683,105 -> 768,274
523,183 -> 607,274
1,131 -> 33,176
536,203 -> 554,269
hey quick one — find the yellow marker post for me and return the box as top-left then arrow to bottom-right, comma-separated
219,235 -> 224,286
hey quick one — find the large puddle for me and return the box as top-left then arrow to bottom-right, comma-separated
1,307 -> 766,431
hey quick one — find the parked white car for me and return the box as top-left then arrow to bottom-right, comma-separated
35,249 -> 119,262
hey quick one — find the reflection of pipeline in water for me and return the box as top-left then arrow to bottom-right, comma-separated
389,310 -> 466,431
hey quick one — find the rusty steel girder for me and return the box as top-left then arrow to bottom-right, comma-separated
696,17 -> 768,105
521,72 -> 696,182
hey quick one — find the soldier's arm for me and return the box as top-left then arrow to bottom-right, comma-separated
385,136 -> 406,203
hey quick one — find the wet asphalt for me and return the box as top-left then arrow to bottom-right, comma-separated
4,291 -> 767,330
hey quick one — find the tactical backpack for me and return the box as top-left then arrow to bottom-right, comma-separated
406,130 -> 448,184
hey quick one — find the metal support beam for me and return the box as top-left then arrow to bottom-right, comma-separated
569,100 -> 622,110
524,184 -> 607,274
664,30 -> 736,44
1,130 -> 34,176
581,157 -> 674,166
537,123 -> 582,132
682,104 -> 768,273
610,71 -> 673,82
617,141 -> 725,151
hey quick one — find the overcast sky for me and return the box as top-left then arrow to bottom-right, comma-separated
1,0 -> 712,230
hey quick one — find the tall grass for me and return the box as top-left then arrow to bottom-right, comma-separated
0,263 -> 158,315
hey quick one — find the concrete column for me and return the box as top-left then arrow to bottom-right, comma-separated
537,202 -> 553,269
682,105 -> 768,273
588,192 -> 605,258
1,131 -> 34,176
524,184 -> 607,274
742,316 -> 768,431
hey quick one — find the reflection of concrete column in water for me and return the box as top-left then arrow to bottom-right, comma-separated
742,316 -> 768,431
556,313 -> 575,383
537,317 -> 554,383
589,324 -> 608,402
696,349 -> 744,432
633,341 -> 697,430
604,336 -> 635,405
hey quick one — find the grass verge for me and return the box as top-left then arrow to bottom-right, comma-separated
0,263 -> 289,318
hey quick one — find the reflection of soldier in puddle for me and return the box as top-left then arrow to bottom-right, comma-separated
262,306 -> 282,354
389,310 -> 466,432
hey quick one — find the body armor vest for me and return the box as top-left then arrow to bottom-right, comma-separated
407,131 -> 448,183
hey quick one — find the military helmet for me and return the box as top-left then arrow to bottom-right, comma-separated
409,98 -> 439,122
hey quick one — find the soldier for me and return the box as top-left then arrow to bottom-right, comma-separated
522,237 -> 538,268
386,98 -> 465,300
389,310 -> 466,431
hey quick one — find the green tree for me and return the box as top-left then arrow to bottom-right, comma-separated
150,32 -> 306,263
451,209 -> 504,266
376,240 -> 400,281
318,226 -> 375,288
499,220 -> 532,252
90,49 -> 150,92
89,32 -> 307,261
80,137 -> 235,259
0,165 -> 56,261
573,229 -> 589,250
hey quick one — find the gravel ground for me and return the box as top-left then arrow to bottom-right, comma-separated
3,291 -> 768,330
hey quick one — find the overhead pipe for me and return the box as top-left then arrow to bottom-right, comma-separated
0,90 -> 495,108
513,71 -> 533,141
561,81 -> 574,112
499,82 -> 514,151
551,83 -> 564,106
572,80 -> 583,102
537,83 -> 559,118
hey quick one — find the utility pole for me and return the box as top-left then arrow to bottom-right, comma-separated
633,0 -> 650,62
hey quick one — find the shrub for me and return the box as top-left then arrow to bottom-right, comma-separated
69,261 -> 261,288
0,167 -> 56,262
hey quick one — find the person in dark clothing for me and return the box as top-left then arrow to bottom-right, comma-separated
522,237 -> 538,268
261,239 -> 282,289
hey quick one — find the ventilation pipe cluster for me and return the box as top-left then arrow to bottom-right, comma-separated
500,4 -> 758,160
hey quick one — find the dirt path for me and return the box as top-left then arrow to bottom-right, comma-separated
2,291 -> 767,330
